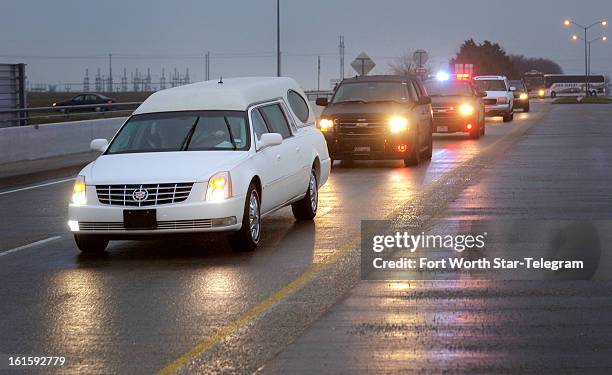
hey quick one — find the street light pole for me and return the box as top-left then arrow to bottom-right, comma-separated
571,34 -> 607,96
276,0 -> 281,77
564,19 -> 607,96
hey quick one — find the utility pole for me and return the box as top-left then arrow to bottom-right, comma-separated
108,53 -> 113,93
317,56 -> 321,91
339,36 -> 345,79
276,0 -> 281,77
205,51 -> 210,81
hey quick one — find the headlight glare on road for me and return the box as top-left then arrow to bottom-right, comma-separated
459,104 -> 474,116
71,175 -> 86,205
206,172 -> 232,201
519,93 -> 528,100
389,116 -> 408,133
319,118 -> 334,132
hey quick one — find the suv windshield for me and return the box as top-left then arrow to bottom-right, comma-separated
475,80 -> 507,91
106,111 -> 249,154
424,81 -> 473,97
508,81 -> 525,90
331,82 -> 410,104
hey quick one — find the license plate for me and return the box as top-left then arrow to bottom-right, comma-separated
123,209 -> 157,229
354,146 -> 371,153
436,126 -> 448,132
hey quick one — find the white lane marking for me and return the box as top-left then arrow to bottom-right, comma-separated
0,177 -> 74,196
0,236 -> 62,257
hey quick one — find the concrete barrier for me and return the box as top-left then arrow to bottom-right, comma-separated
0,117 -> 127,164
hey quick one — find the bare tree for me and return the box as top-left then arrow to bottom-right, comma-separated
388,52 -> 415,76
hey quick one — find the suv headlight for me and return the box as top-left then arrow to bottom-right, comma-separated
319,118 -> 334,132
72,175 -> 87,205
206,172 -> 232,201
519,93 -> 528,100
389,116 -> 409,133
459,104 -> 474,116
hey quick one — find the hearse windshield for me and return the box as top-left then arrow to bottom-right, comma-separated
106,111 -> 249,154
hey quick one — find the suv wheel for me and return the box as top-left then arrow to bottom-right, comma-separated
74,235 -> 108,253
404,131 -> 421,167
422,123 -> 433,160
230,183 -> 260,252
292,168 -> 318,221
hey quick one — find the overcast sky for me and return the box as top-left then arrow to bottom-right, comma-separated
1,0 -> 611,91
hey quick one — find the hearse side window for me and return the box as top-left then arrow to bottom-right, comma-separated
287,90 -> 310,123
251,109 -> 269,141
259,104 -> 292,139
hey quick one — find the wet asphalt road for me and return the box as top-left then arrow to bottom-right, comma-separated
2,101 -> 608,374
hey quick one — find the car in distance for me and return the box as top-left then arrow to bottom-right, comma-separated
68,77 -> 331,253
52,93 -> 115,112
473,76 -> 514,122
508,79 -> 530,112
423,76 -> 486,139
315,75 -> 433,167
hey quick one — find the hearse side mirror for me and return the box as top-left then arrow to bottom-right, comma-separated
258,133 -> 283,150
315,97 -> 329,106
417,96 -> 432,105
90,138 -> 109,152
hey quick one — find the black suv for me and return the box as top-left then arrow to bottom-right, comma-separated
508,80 -> 530,112
316,75 -> 433,167
423,78 -> 486,139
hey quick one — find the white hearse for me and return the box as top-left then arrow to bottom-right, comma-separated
68,77 -> 331,253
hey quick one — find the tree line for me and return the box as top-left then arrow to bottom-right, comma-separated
451,39 -> 563,78
389,39 -> 563,79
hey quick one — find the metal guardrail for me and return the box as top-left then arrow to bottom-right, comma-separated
0,102 -> 142,126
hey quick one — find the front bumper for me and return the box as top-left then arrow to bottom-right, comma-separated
514,98 -> 530,109
68,183 -> 244,236
432,115 -> 477,133
484,103 -> 511,117
324,133 -> 415,160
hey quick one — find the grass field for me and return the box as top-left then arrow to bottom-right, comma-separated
553,96 -> 612,104
18,91 -> 154,125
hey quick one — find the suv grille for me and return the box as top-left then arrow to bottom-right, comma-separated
484,99 -> 497,105
96,183 -> 194,207
337,118 -> 387,136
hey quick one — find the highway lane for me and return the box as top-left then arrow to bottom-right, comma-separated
0,103 -> 547,374
260,103 -> 612,374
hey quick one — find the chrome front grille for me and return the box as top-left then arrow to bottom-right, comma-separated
484,98 -> 497,105
337,118 -> 387,136
79,219 -> 213,231
95,183 -> 194,207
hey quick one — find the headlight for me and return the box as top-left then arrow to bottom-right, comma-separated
389,116 -> 408,134
497,97 -> 508,104
319,118 -> 334,132
206,172 -> 232,201
459,104 -> 474,116
538,89 -> 545,97
519,93 -> 528,100
71,175 -> 86,205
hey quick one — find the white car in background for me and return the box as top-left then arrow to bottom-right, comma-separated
474,75 -> 514,122
68,77 -> 331,253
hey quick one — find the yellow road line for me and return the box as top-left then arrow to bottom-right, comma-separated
156,117 -> 539,375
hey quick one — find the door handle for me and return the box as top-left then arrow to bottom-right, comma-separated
296,147 -> 300,152
276,154 -> 281,160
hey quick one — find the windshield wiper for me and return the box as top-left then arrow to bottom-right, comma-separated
223,117 -> 238,150
180,117 -> 200,151
334,99 -> 368,104
368,99 -> 405,104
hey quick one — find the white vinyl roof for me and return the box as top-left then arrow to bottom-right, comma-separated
134,77 -> 303,114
